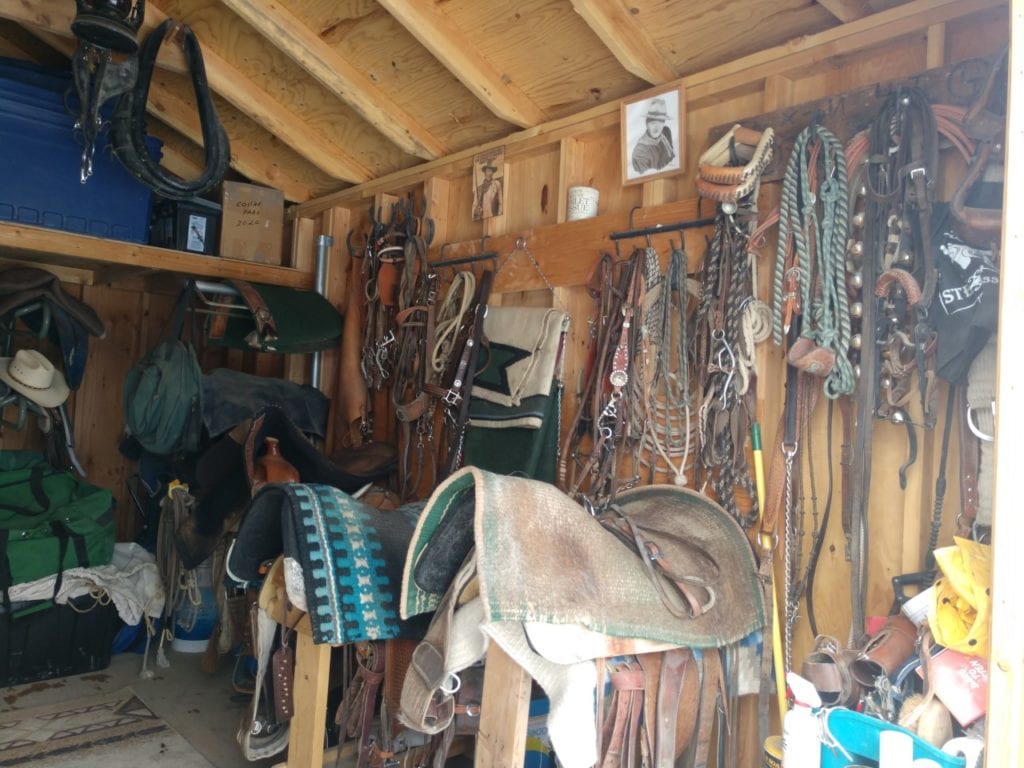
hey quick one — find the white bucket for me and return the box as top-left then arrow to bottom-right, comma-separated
171,558 -> 218,653
567,186 -> 600,221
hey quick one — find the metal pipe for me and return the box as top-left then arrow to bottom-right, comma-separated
310,234 -> 333,390
608,216 -> 717,241
193,278 -> 241,297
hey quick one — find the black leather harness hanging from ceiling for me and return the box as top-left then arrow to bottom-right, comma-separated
110,18 -> 230,200
70,0 -> 145,182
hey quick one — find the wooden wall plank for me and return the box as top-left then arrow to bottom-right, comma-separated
502,150 -> 558,234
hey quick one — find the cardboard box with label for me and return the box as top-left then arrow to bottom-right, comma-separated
219,181 -> 284,265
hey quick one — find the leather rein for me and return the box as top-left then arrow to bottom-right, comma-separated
110,18 -> 230,200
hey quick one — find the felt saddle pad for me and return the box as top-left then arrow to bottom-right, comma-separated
400,467 -> 766,649
205,282 -> 342,354
468,306 -> 566,428
230,482 -> 427,645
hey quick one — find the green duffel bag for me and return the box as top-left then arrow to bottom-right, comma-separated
0,452 -> 114,599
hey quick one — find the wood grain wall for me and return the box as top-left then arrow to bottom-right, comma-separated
285,4 -> 1006,761
6,2 -> 1002,761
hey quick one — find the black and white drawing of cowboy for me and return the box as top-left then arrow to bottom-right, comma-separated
631,97 -> 676,174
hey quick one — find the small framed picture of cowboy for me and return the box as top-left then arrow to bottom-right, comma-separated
621,84 -> 685,186
472,148 -> 506,221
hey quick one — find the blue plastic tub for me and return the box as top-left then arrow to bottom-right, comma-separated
821,709 -> 966,768
0,56 -> 73,93
0,57 -> 160,243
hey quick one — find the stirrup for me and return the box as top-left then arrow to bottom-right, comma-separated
801,635 -> 862,708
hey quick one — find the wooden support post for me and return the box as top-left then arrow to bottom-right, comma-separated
316,206 -> 351,456
558,136 -> 584,223
926,22 -> 947,68
641,178 -> 673,207
424,175 -> 452,251
474,643 -> 531,768
763,74 -> 794,113
375,193 -> 400,228
284,216 -> 317,385
987,3 -> 1023,764
278,632 -> 333,768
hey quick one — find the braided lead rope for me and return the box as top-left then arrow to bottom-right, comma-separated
430,271 -> 476,376
639,246 -> 692,485
773,125 -> 854,397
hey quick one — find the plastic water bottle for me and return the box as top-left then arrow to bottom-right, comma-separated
783,671 -> 822,768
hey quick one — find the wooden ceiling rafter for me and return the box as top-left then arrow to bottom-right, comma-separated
570,0 -> 677,84
375,0 -> 548,128
217,0 -> 446,161
0,0 -> 371,183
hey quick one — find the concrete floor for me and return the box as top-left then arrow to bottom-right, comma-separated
0,648 -> 278,768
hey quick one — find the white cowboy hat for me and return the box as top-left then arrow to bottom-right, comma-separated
0,349 -> 70,408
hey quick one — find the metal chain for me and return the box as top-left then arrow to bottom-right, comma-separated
782,444 -> 798,674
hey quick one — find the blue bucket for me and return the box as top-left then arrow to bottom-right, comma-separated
171,560 -> 218,653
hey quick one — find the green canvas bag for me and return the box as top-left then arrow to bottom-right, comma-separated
123,283 -> 204,456
0,452 -> 114,606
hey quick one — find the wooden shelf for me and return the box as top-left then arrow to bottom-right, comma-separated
0,222 -> 314,289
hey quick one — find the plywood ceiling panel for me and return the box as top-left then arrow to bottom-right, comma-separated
451,0 -> 650,115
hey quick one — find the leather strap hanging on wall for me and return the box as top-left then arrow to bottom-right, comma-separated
110,18 -> 230,199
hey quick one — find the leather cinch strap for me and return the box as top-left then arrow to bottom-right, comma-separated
400,553 -> 477,735
335,641 -> 386,768
600,661 -> 645,768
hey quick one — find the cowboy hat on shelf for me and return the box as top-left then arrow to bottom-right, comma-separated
0,348 -> 70,408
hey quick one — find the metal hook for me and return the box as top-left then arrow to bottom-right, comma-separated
716,338 -> 736,404
628,205 -> 642,230
966,400 -> 995,442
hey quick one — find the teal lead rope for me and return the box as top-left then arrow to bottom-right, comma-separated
772,123 -> 854,398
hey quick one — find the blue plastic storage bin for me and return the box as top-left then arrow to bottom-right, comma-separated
0,56 -> 160,243
821,709 -> 966,768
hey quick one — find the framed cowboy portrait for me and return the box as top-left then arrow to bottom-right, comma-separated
621,84 -> 685,186
472,147 -> 506,221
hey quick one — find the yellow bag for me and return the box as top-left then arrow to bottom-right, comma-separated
929,537 -> 991,657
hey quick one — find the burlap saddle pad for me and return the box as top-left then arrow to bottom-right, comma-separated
400,467 -> 765,649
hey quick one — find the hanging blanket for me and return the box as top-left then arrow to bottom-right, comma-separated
229,483 -> 427,645
468,307 -> 567,429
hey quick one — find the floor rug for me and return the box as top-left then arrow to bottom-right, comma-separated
0,687 -> 214,767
